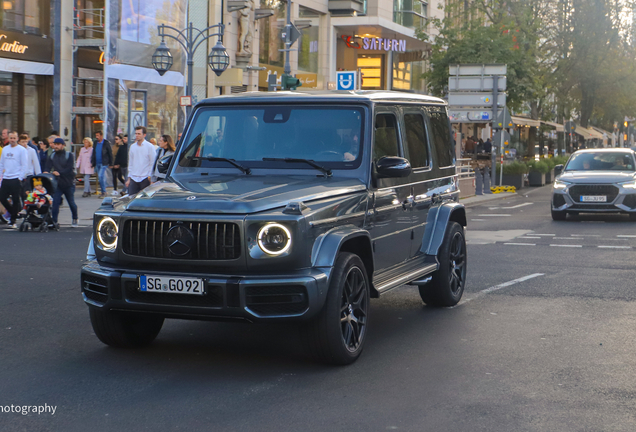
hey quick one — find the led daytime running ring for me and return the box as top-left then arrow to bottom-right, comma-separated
257,223 -> 292,255
97,217 -> 118,249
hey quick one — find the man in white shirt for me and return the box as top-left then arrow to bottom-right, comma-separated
126,126 -> 156,195
0,131 -> 28,227
19,133 -> 41,177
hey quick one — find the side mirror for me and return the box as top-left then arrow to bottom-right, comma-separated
157,154 -> 173,175
554,164 -> 564,177
376,156 -> 412,179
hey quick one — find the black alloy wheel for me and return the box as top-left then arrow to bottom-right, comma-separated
340,265 -> 368,353
305,252 -> 370,365
419,222 -> 466,307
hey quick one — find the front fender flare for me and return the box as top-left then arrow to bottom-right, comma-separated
421,202 -> 466,257
311,224 -> 373,269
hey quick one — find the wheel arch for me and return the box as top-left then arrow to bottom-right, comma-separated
312,225 -> 375,296
421,202 -> 467,257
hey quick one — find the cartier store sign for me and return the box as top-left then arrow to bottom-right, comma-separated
0,30 -> 53,63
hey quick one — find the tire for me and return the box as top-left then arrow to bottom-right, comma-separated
629,213 -> 636,221
89,307 -> 164,348
305,252 -> 370,365
551,209 -> 567,221
419,222 -> 466,307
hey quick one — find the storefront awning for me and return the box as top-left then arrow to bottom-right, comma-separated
106,64 -> 184,87
542,121 -> 564,132
511,116 -> 541,128
0,58 -> 53,75
574,125 -> 604,140
590,126 -> 611,140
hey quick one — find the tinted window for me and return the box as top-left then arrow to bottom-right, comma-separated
404,113 -> 429,168
374,113 -> 400,161
428,110 -> 453,167
175,106 -> 363,171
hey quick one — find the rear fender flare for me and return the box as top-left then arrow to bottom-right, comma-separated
421,203 -> 466,256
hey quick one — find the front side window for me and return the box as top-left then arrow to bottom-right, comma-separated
373,113 -> 400,161
404,113 -> 429,168
428,109 -> 454,168
565,152 -> 635,171
175,105 -> 363,173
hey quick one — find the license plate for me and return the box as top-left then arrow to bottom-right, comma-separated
139,275 -> 205,295
581,195 -> 607,202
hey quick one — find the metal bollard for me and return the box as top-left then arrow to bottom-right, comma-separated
483,167 -> 492,194
475,168 -> 483,195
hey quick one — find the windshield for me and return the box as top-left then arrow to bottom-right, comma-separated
175,105 -> 364,173
565,152 -> 636,172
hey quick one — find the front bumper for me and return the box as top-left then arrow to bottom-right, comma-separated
81,261 -> 331,322
552,186 -> 636,213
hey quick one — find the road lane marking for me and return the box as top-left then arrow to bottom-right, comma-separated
552,237 -> 579,240
477,214 -> 512,217
598,245 -> 632,249
517,236 -> 541,239
471,219 -> 486,221
533,234 -> 556,236
550,244 -> 582,248
501,202 -> 533,209
504,243 -> 536,246
617,235 -> 636,238
462,273 -> 545,304
571,234 -> 600,237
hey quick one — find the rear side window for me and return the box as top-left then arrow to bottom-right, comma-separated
374,113 -> 400,161
428,110 -> 454,167
404,113 -> 430,168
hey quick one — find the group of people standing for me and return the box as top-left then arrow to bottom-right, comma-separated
0,130 -> 79,228
75,126 -> 176,198
0,126 -> 177,229
464,136 -> 493,156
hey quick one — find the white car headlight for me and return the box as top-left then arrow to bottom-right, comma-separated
553,180 -> 570,189
97,217 -> 118,249
620,180 -> 636,189
257,223 -> 291,255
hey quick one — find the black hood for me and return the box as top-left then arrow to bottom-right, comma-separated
123,175 -> 367,214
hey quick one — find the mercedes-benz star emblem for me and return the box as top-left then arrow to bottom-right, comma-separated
166,225 -> 195,256
187,196 -> 197,201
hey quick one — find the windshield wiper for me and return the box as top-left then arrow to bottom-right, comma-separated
189,156 -> 251,175
262,158 -> 332,177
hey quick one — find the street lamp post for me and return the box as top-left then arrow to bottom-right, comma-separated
152,22 -> 230,117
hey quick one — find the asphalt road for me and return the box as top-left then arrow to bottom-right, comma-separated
2,185 -> 636,431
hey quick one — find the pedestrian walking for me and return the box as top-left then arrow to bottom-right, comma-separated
37,140 -> 49,171
90,130 -> 113,198
76,137 -> 94,197
0,131 -> 29,228
152,134 -> 175,182
19,134 -> 41,178
484,138 -> 492,154
112,134 -> 128,195
465,136 -> 475,154
45,138 -> 78,227
126,126 -> 155,195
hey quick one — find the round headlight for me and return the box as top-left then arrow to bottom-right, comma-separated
257,223 -> 291,255
97,217 -> 118,249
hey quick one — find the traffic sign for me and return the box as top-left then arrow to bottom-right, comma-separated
448,76 -> 507,91
448,92 -> 506,108
493,130 -> 511,146
336,71 -> 357,91
283,23 -> 301,46
495,107 -> 514,129
564,121 -> 576,132
449,64 -> 507,76
179,96 -> 192,107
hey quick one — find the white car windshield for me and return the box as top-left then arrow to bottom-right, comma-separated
565,152 -> 636,172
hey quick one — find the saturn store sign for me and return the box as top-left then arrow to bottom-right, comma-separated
341,35 -> 406,53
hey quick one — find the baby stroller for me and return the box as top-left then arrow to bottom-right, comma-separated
19,174 -> 59,232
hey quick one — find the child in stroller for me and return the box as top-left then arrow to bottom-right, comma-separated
19,174 -> 58,232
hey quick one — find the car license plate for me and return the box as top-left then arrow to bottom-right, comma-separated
581,195 -> 607,202
139,275 -> 205,295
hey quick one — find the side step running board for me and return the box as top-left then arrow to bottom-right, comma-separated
375,263 -> 437,294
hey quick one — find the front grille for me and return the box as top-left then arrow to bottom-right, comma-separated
124,281 -> 223,307
553,194 -> 566,208
122,220 -> 241,260
569,185 -> 619,203
245,285 -> 308,316
83,275 -> 108,305
623,194 -> 636,209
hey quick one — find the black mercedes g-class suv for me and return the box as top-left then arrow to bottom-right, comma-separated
81,91 -> 467,364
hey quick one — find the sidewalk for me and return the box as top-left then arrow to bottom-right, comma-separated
57,186 -> 121,227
